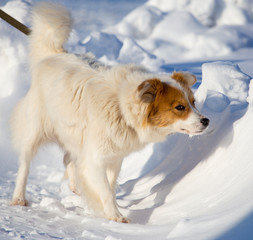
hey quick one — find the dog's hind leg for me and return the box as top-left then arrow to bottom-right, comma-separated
11,130 -> 42,206
63,152 -> 80,195
11,96 -> 44,206
11,149 -> 36,206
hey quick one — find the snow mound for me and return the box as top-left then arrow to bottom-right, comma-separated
118,37 -> 163,71
82,31 -> 123,61
196,62 -> 251,110
147,0 -> 253,27
115,5 -> 163,39
108,0 -> 253,62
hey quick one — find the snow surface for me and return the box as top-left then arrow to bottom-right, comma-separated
1,0 -> 253,239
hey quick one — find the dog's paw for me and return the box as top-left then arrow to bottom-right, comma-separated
104,205 -> 130,223
120,217 -> 131,224
11,198 -> 28,206
109,215 -> 131,223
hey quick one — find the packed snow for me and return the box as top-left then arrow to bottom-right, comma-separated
1,0 -> 253,239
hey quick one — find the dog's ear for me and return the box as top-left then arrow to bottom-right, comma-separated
172,72 -> 197,87
138,79 -> 163,103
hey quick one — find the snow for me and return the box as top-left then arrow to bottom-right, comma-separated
1,0 -> 253,239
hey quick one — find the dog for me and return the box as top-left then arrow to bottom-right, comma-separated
11,2 -> 209,223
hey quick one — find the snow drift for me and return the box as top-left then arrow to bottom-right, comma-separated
1,0 -> 253,239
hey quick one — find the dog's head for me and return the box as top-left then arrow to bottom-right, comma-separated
138,72 -> 209,136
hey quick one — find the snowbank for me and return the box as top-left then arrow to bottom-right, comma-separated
108,0 -> 253,62
1,0 -> 253,239
147,0 -> 253,27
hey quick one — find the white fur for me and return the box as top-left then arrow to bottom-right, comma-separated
11,3 -> 208,222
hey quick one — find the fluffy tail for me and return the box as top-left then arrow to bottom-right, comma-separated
30,2 -> 72,64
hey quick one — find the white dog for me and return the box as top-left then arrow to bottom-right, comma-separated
11,3 -> 209,223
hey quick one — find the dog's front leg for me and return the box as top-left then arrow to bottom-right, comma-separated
107,159 -> 123,195
78,154 -> 129,223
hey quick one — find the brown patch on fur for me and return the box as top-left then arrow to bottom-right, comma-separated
139,79 -> 193,128
171,72 -> 196,106
138,78 -> 163,103
172,72 -> 197,87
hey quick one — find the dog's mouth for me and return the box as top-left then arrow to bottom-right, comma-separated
179,117 -> 210,135
180,128 -> 206,135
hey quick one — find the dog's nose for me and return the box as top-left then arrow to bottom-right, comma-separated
200,117 -> 209,128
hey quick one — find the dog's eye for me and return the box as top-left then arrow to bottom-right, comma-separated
175,105 -> 185,111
